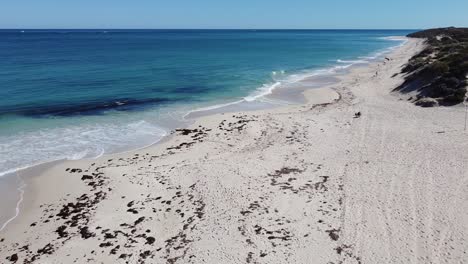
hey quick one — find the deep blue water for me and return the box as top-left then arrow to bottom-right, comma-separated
0,29 -> 414,176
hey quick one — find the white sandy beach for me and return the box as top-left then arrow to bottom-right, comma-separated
1,38 -> 467,263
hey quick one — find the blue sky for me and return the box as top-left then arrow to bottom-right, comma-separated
1,0 -> 467,29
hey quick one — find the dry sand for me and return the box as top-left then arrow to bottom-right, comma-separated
1,38 -> 467,264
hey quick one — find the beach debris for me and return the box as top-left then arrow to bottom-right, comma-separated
325,228 -> 340,241
56,225 -> 68,238
218,115 -> 255,133
79,226 -> 95,239
6,253 -> 18,263
68,168 -> 82,173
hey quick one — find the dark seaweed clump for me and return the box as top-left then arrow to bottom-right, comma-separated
396,27 -> 468,107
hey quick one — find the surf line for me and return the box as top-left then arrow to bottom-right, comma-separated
0,172 -> 26,232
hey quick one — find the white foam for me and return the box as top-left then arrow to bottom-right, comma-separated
0,119 -> 167,178
359,37 -> 408,61
243,36 -> 408,102
0,166 -> 36,178
69,150 -> 89,160
337,59 -> 369,64
379,36 -> 408,41
271,70 -> 285,76
244,82 -> 282,102
0,173 -> 26,232
183,99 -> 245,119
94,148 -> 105,159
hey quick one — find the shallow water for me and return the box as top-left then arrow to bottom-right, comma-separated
0,29 -> 414,176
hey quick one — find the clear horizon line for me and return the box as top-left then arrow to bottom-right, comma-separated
0,28 -> 422,31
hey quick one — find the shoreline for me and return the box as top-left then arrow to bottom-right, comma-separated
3,37 -> 467,263
0,37 -> 413,236
0,36 -> 406,180
0,84 -> 343,232
0,38 -> 408,225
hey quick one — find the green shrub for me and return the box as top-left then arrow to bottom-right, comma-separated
428,61 -> 450,75
400,28 -> 468,106
445,88 -> 466,103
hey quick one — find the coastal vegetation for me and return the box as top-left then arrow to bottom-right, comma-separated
396,27 -> 468,106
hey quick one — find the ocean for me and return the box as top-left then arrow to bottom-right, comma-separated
0,29 -> 414,177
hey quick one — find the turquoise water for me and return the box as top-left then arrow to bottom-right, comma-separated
0,29 -> 413,176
